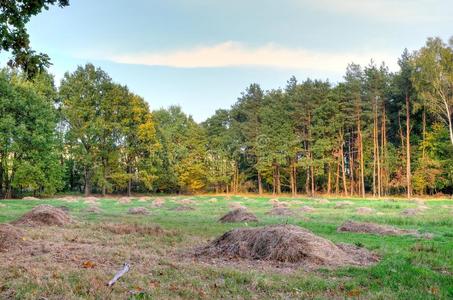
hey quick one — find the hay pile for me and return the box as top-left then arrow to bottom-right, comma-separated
300,206 -> 315,213
118,197 -> 132,204
86,205 -> 102,214
151,197 -> 166,207
22,196 -> 39,200
59,195 -> 79,202
266,207 -> 294,216
228,202 -> 246,210
208,198 -> 218,203
179,198 -> 196,205
128,207 -> 150,215
172,205 -> 195,211
101,223 -> 165,236
317,198 -> 330,204
219,209 -> 258,223
197,225 -> 378,268
356,207 -> 375,215
334,201 -> 353,209
400,206 -> 428,216
0,224 -> 27,252
338,220 -> 424,237
12,205 -> 72,226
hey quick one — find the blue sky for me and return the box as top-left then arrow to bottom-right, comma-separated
21,0 -> 453,121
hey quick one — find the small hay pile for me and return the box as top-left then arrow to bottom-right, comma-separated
179,198 -> 196,205
334,201 -> 353,209
59,195 -> 79,202
300,206 -> 315,213
101,223 -> 165,236
22,196 -> 39,200
128,207 -> 150,215
172,205 -> 195,211
401,206 -> 428,216
138,196 -> 151,202
196,225 -> 378,268
0,224 -> 27,252
151,197 -> 166,207
266,207 -> 294,216
208,198 -> 218,203
219,209 -> 258,223
228,202 -> 246,210
356,207 -> 376,215
86,205 -> 102,214
338,220 -> 426,237
118,197 -> 133,204
12,205 -> 72,226
317,198 -> 330,204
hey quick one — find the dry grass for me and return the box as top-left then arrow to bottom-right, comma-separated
101,223 -> 167,236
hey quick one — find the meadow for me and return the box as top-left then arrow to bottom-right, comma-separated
0,195 -> 452,299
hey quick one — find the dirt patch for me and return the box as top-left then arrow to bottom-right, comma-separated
266,207 -> 294,216
0,224 -> 28,252
172,205 -> 195,211
196,225 -> 378,268
356,207 -> 375,215
337,220 -> 430,238
334,201 -> 353,209
12,205 -> 72,226
219,209 -> 258,223
101,223 -> 166,236
300,206 -> 315,213
128,207 -> 150,215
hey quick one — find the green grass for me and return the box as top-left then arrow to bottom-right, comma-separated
0,195 -> 452,299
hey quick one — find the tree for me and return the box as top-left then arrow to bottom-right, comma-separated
412,37 -> 453,146
0,0 -> 69,76
0,69 -> 63,198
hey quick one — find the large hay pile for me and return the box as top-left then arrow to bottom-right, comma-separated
197,225 -> 378,268
219,209 -> 258,223
12,205 -> 72,226
0,224 -> 27,252
128,207 -> 150,215
338,220 -> 424,237
266,207 -> 294,216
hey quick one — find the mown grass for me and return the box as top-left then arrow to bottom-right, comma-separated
0,195 -> 452,299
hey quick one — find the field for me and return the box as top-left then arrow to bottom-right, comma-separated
0,195 -> 452,299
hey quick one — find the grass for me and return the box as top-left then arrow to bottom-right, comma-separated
0,195 -> 452,299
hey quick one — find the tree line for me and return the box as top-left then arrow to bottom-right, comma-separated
0,37 -> 452,198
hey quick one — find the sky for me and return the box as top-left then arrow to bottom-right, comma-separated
19,0 -> 453,121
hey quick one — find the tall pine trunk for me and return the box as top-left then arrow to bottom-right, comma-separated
406,94 -> 412,199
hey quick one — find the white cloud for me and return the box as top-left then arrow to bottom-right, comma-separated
304,0 -> 449,22
105,41 -> 397,72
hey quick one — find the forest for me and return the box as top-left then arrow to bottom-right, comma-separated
0,38 -> 452,199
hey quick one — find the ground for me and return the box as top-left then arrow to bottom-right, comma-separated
0,195 -> 452,299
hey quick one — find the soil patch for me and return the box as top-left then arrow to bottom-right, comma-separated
0,224 -> 28,252
219,209 -> 258,223
12,205 -> 72,226
128,207 -> 150,215
196,225 -> 378,268
266,207 -> 294,216
101,223 -> 166,236
337,220 -> 430,238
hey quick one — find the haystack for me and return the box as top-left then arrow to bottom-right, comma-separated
400,207 -> 426,216
118,197 -> 132,204
22,196 -> 39,200
12,205 -> 72,226
356,207 -> 375,215
86,205 -> 102,213
208,198 -> 218,203
197,225 -> 378,267
151,197 -> 166,207
59,195 -> 79,202
0,224 -> 27,252
128,207 -> 150,215
219,208 -> 258,223
266,207 -> 294,216
338,220 -> 421,236
228,202 -> 246,210
317,198 -> 330,204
